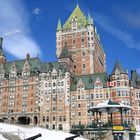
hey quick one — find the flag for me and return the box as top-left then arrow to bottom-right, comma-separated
107,81 -> 116,87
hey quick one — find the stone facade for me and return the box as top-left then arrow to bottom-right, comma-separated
0,4 -> 139,133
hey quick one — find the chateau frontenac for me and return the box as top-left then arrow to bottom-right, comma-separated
0,5 -> 139,132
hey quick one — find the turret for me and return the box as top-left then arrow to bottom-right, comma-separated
87,13 -> 93,25
56,19 -> 62,31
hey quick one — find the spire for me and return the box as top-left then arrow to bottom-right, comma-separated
59,42 -> 71,59
87,13 -> 93,25
111,60 -> 126,74
0,37 -> 4,57
57,19 -> 62,31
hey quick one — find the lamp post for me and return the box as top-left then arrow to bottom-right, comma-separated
97,120 -> 104,140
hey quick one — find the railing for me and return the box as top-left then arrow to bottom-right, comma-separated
71,122 -> 134,131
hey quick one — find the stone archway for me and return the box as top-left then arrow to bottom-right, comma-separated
33,116 -> 38,125
17,116 -> 30,125
10,117 -> 15,124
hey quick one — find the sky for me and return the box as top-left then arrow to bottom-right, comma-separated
0,0 -> 140,75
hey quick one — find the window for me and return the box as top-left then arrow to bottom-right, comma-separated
53,82 -> 55,86
74,65 -> 76,69
53,97 -> 56,101
52,125 -> 55,129
117,81 -> 120,87
78,112 -> 81,116
83,64 -> 85,68
61,82 -> 64,86
90,94 -> 93,99
78,104 -> 81,108
49,83 -> 51,87
117,90 -> 121,96
100,94 -> 103,98
59,124 -> 63,130
96,94 -> 99,98
82,52 -> 85,56
46,116 -> 49,122
58,82 -> 60,86
63,116 -> 66,121
106,92 -> 109,98
78,95 -> 80,99
53,107 -> 56,112
124,81 -> 127,86
43,116 -> 45,122
53,89 -> 56,94
59,116 -> 62,122
53,117 -> 55,121
82,39 -> 84,43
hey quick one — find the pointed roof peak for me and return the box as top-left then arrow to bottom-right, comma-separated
59,42 -> 71,59
57,19 -> 62,31
87,12 -> 93,25
111,60 -> 126,74
63,4 -> 87,30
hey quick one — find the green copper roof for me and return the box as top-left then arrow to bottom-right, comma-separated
111,60 -> 126,74
57,19 -> 62,31
3,57 -> 41,75
87,13 -> 93,25
43,61 -> 69,75
70,73 -> 108,91
59,43 -> 71,59
63,4 -> 87,29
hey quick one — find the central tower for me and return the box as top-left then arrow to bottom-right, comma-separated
56,4 -> 106,75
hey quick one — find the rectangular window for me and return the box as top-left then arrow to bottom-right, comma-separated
53,117 -> 55,121
83,64 -> 86,68
78,112 -> 81,116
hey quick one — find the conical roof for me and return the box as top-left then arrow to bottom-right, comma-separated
111,60 -> 126,74
87,13 -> 93,25
57,19 -> 62,31
59,43 -> 71,59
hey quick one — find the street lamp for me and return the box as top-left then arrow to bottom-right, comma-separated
97,120 -> 104,140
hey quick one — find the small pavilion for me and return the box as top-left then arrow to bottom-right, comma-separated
88,100 -> 135,140
88,100 -> 132,126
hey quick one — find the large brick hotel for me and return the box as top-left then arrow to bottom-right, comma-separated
0,4 -> 139,132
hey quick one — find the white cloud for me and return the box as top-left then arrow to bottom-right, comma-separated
0,0 -> 42,59
136,68 -> 140,75
3,29 -> 21,37
32,8 -> 41,15
94,13 -> 140,50
120,10 -> 140,28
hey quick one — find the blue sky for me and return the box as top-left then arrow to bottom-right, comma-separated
1,0 -> 140,75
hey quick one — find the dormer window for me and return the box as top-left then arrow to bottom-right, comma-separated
116,74 -> 120,80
